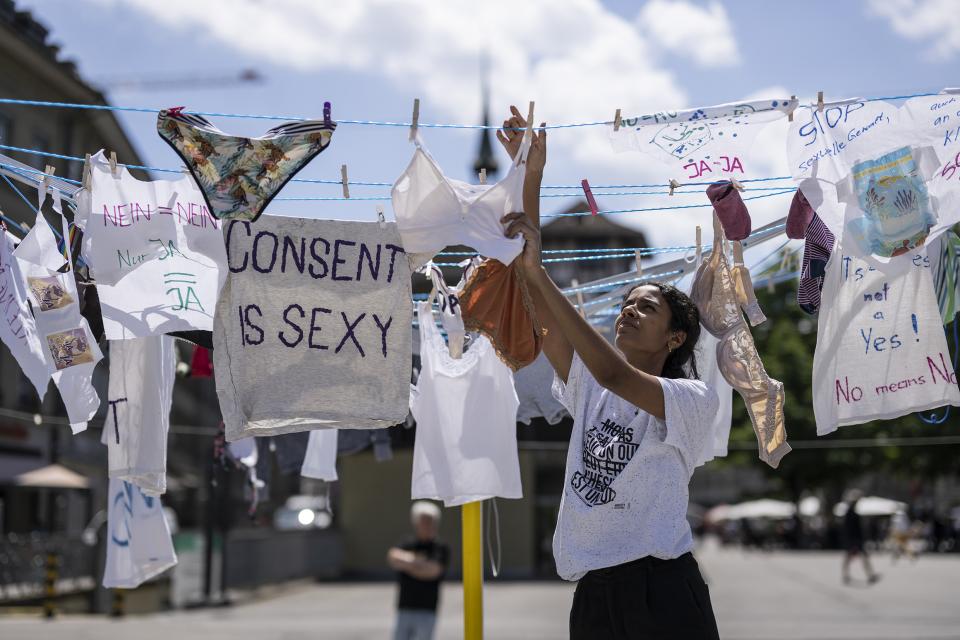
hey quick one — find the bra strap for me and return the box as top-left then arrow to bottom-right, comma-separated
732,241 -> 767,326
711,212 -> 725,252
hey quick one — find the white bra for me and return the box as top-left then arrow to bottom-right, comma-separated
391,128 -> 531,270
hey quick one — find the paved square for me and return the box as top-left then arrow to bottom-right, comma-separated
1,545 -> 958,639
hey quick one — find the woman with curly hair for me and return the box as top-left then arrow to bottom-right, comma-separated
497,106 -> 721,640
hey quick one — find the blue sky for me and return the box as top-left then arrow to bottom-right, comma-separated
14,0 -> 960,251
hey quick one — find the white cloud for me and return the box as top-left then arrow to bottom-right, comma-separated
866,0 -> 960,60
82,0 -> 687,173
77,0 -> 791,250
636,0 -> 741,68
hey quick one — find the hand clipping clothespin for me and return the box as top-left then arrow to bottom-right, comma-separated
787,95 -> 797,122
409,98 -> 420,142
376,205 -> 386,229
816,91 -> 825,112
613,108 -> 622,132
668,179 -> 681,196
108,151 -> 119,178
571,278 -> 586,318
581,179 -> 598,216
340,165 -> 350,199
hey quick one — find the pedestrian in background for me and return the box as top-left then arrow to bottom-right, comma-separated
387,501 -> 449,640
842,489 -> 881,585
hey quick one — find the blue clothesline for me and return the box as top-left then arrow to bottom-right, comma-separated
0,142 -> 798,219
0,142 -> 795,191
0,90 -> 942,129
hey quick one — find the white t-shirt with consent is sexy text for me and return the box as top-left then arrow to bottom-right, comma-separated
552,354 -> 717,581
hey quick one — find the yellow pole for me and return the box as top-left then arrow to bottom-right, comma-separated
462,501 -> 483,640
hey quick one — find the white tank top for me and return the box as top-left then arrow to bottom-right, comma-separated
392,133 -> 530,270
410,301 -> 522,506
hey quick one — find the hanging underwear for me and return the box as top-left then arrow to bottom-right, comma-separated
391,124 -> 530,270
690,214 -> 790,468
458,258 -> 544,371
157,106 -> 336,222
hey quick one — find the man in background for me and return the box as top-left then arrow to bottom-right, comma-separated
842,489 -> 881,585
388,501 -> 449,640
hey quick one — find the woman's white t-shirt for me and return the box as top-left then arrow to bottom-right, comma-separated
552,353 -> 717,581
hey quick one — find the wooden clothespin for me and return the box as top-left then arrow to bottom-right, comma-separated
323,101 -> 333,128
668,179 -> 681,196
479,168 -> 487,185
340,165 -> 350,199
816,91 -> 825,112
571,278 -> 586,318
82,153 -> 92,191
581,179 -> 599,216
634,249 -> 643,275
409,98 -> 420,142
43,164 -> 55,190
695,225 -> 702,264
730,178 -> 745,192
787,95 -> 797,122
613,108 -> 622,132
108,151 -> 119,178
767,273 -> 775,294
376,205 -> 386,229
521,101 -> 536,148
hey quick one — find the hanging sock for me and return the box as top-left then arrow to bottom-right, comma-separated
786,189 -> 815,240
797,213 -> 835,315
706,180 -> 751,241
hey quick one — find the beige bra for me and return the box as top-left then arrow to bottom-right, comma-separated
691,214 -> 790,468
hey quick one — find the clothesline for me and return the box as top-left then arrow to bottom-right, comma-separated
0,163 -> 792,267
0,141 -> 796,191
0,90 -> 943,129
0,143 -> 799,224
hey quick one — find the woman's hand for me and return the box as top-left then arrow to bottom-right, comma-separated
496,106 -> 547,176
502,211 -> 545,284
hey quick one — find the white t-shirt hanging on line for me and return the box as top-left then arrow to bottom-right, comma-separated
301,428 -> 338,482
103,478 -> 177,589
787,96 -> 960,261
76,150 -> 227,339
410,301 -> 522,507
13,191 -> 101,433
515,352 -> 569,426
552,353 -> 717,581
812,247 -> 960,434
610,97 -> 798,181
100,336 -> 177,496
0,228 -> 52,398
